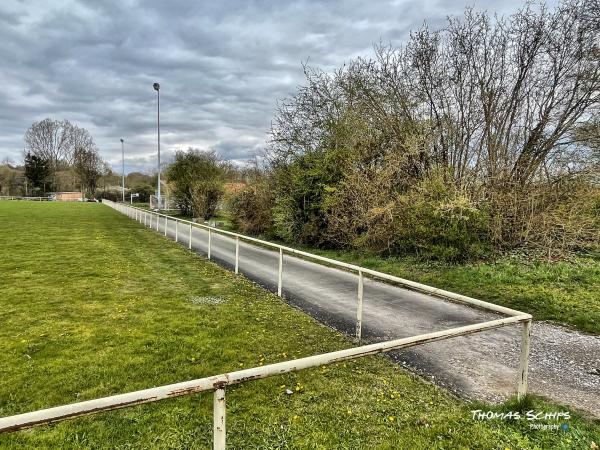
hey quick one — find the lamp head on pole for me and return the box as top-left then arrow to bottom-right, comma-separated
120,138 -> 124,144
153,82 -> 160,91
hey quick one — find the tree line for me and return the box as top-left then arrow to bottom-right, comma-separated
218,0 -> 599,260
0,118 -> 157,200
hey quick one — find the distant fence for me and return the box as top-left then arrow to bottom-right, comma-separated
0,196 -> 48,201
0,199 -> 533,449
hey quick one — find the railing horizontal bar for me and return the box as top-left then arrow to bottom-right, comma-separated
0,314 -> 530,434
106,201 -> 525,317
0,196 -> 48,200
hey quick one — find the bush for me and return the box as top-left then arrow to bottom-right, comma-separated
227,181 -> 273,235
97,189 -> 120,202
190,180 -> 223,220
391,175 -> 490,261
517,182 -> 600,258
271,151 -> 344,246
166,149 -> 224,217
130,183 -> 154,203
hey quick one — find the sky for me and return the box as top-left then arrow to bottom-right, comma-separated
0,0 -> 555,173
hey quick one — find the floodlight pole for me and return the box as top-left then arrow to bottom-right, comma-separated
120,139 -> 125,202
153,82 -> 161,207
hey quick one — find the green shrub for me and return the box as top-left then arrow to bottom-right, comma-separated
227,181 -> 273,235
166,149 -> 224,217
271,151 -> 344,246
393,175 -> 490,261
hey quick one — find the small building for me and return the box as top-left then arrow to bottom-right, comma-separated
53,192 -> 84,202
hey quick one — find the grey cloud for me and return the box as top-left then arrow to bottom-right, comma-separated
0,0 -> 556,172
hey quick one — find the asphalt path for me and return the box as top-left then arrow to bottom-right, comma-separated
136,210 -> 600,417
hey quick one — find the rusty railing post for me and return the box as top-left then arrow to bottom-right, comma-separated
235,236 -> 239,274
517,319 -> 532,400
356,270 -> 364,342
277,248 -> 283,297
213,388 -> 226,450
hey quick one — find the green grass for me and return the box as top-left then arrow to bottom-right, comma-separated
285,246 -> 600,336
0,202 -> 598,449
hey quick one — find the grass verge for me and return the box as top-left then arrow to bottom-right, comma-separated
284,246 -> 600,336
0,201 -> 597,449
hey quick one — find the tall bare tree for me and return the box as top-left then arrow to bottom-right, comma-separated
24,118 -> 97,190
73,146 -> 103,196
406,0 -> 600,188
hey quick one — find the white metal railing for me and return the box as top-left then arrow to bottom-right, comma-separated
107,200 -> 526,319
107,199 -> 532,390
0,196 -> 48,201
0,199 -> 533,449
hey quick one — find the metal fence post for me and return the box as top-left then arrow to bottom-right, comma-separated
213,388 -> 226,450
208,229 -> 212,259
277,248 -> 283,297
189,223 -> 192,250
156,213 -> 159,231
356,270 -> 364,342
235,236 -> 239,274
175,220 -> 178,242
164,217 -> 168,236
517,319 -> 532,400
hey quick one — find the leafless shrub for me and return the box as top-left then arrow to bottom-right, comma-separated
265,0 -> 600,258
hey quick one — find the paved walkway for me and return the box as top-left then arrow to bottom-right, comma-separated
142,211 -> 600,417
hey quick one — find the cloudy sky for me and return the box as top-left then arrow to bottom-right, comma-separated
0,0 -> 554,173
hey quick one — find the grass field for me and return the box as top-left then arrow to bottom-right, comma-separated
0,202 -> 598,449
